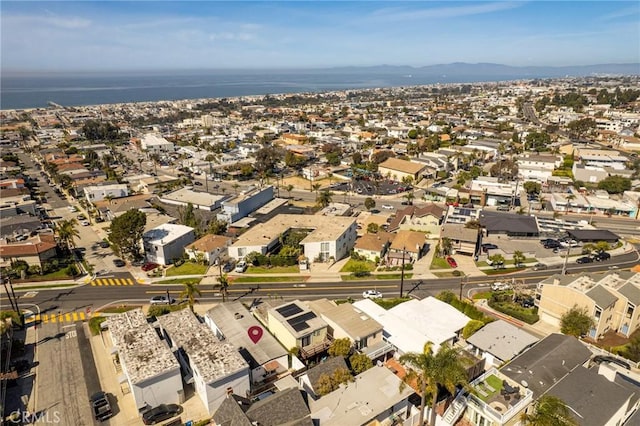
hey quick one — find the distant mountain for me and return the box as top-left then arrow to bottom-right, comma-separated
325,62 -> 640,77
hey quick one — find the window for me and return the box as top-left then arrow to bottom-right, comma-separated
238,248 -> 246,257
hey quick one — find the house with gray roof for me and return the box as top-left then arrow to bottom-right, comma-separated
466,320 -> 539,367
545,366 -> 637,426
212,388 -> 313,426
479,211 -> 539,237
298,356 -> 349,400
309,365 -> 415,426
204,302 -> 289,389
500,334 -> 591,399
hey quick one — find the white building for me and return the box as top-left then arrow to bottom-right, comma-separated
106,309 -> 183,412
228,214 -> 357,263
160,187 -> 228,211
517,154 -> 562,183
353,297 -> 470,355
141,133 -> 175,153
157,309 -> 249,415
83,183 -> 129,204
143,223 -> 196,265
204,302 -> 289,389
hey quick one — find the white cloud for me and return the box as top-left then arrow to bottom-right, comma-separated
5,14 -> 92,29
366,1 -> 523,23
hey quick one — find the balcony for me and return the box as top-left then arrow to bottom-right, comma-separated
300,337 -> 333,359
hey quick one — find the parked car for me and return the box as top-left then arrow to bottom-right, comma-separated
544,241 -> 562,249
382,204 -> 394,210
235,260 -> 248,273
446,257 -> 458,268
150,295 -> 176,305
68,206 -> 78,212
194,181 -> 203,186
112,259 -> 126,267
81,220 -> 90,226
90,391 -> 113,422
576,256 -> 594,264
142,404 -> 183,425
594,251 -> 611,261
222,261 -> 235,273
142,262 -> 160,272
99,241 -> 110,248
362,290 -> 383,299
77,214 -> 86,220
481,243 -> 498,252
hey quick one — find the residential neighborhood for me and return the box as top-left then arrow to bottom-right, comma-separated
3,75 -> 640,426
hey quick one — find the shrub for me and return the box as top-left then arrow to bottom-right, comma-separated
462,320 -> 485,339
89,316 -> 107,336
488,300 -> 539,324
147,304 -> 186,318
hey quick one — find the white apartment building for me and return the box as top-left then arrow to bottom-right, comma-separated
143,223 -> 196,265
141,133 -> 175,153
83,183 -> 129,204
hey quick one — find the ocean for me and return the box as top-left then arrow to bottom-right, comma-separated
1,70 -> 522,110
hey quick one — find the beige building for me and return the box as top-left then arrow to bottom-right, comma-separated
0,234 -> 57,268
264,300 -> 330,360
537,271 -> 640,339
353,231 -> 393,262
387,230 -> 427,266
377,157 -> 427,182
441,224 -> 479,256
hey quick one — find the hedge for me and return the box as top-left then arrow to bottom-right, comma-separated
488,300 -> 539,324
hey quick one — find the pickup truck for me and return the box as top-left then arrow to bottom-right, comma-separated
90,391 -> 113,422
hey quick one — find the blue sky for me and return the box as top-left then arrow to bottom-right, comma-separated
1,1 -> 638,71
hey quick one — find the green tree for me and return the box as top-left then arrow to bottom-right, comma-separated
488,254 -> 506,269
441,237 -> 453,256
521,394 -> 578,426
567,118 -> 596,139
178,202 -> 200,230
217,273 -> 230,302
316,367 -> 353,396
179,282 -> 202,312
55,219 -> 80,252
523,181 -> 541,195
316,189 -> 334,208
108,209 -> 147,260
364,197 -> 376,211
513,250 -> 525,267
598,175 -> 631,194
328,338 -> 352,357
208,218 -> 228,235
399,342 -> 469,426
462,320 -> 485,339
525,131 -> 551,151
367,223 -> 380,234
490,158 -> 519,181
285,184 -> 294,198
560,305 -> 595,337
349,353 -> 373,375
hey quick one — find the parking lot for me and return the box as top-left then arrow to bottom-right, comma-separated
480,235 -> 582,263
331,179 -> 412,197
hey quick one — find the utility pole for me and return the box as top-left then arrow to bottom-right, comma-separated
561,246 -> 571,275
400,246 -> 406,298
3,278 -> 17,313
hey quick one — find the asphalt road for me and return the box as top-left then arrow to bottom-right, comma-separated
5,251 -> 638,315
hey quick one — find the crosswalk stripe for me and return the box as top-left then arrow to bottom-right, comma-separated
126,278 -> 134,285
72,312 -> 79,321
65,313 -> 72,322
108,279 -> 116,286
50,315 -> 56,323
80,312 -> 86,321
42,315 -> 48,323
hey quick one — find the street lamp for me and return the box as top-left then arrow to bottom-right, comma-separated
400,246 -> 406,298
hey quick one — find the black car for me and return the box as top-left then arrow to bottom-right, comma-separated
544,241 -> 562,249
142,404 -> 183,425
576,256 -> 594,264
222,262 -> 235,273
594,251 -> 611,261
112,259 -> 126,267
90,391 -> 113,422
99,241 -> 110,249
481,243 -> 498,252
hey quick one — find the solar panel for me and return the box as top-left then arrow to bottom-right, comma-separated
276,304 -> 303,318
290,321 -> 310,332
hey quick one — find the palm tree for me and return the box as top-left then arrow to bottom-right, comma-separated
513,250 -> 525,267
232,183 -> 240,195
404,191 -> 415,205
285,184 -> 294,199
55,219 -> 80,252
440,237 -> 453,257
399,342 -> 468,426
565,194 -> 576,215
180,281 -> 202,312
521,394 -> 578,426
217,273 -> 230,302
316,190 -> 334,208
312,183 -> 321,194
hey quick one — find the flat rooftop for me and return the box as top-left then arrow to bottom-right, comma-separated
307,299 -> 382,341
157,309 -> 248,384
160,187 -> 227,207
232,214 -> 355,248
143,223 -> 194,244
205,302 -> 288,368
106,309 -> 180,385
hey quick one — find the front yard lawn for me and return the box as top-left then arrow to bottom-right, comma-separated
247,265 -> 299,274
430,257 -> 452,270
165,262 -> 207,276
232,276 -> 304,283
340,259 -> 376,273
